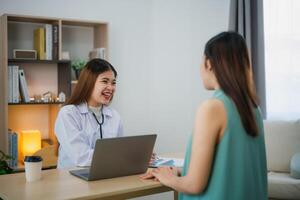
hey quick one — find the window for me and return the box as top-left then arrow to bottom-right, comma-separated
264,0 -> 300,120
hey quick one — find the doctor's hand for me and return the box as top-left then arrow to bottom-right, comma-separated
149,153 -> 157,166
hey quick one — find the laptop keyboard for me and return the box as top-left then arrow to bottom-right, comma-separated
80,172 -> 89,177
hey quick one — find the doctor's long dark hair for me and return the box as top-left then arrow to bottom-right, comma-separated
66,58 -> 117,105
205,32 -> 259,137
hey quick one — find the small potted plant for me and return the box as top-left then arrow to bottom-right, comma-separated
71,59 -> 87,79
0,150 -> 13,175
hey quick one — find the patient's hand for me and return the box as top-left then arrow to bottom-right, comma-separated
140,167 -> 180,180
140,169 -> 156,180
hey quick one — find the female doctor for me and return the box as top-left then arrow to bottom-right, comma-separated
55,58 -> 123,168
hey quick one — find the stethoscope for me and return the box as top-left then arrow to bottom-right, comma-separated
92,107 -> 105,139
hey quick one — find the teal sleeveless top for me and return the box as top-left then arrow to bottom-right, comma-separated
179,89 -> 267,200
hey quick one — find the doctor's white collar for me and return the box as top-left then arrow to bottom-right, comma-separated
77,102 -> 113,117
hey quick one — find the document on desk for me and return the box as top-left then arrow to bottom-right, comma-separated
149,157 -> 184,168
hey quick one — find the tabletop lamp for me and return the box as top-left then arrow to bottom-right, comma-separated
20,130 -> 41,158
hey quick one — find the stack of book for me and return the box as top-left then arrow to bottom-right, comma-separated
34,24 -> 59,60
8,130 -> 18,168
8,65 -> 30,103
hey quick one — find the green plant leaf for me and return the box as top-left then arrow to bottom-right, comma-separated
0,151 -> 13,175
71,59 -> 87,70
0,150 -> 12,161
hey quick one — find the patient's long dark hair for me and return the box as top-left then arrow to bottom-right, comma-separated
204,31 -> 259,137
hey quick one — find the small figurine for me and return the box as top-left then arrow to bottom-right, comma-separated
34,94 -> 42,103
43,91 -> 52,103
58,92 -> 66,102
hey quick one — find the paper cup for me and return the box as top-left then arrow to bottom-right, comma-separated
24,156 -> 43,182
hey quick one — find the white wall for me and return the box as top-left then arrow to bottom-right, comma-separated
149,0 -> 230,154
0,0 -> 230,199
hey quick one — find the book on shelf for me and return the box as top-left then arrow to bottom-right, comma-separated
34,28 -> 45,60
12,132 -> 18,167
52,24 -> 59,60
45,24 -> 53,60
8,130 -> 12,167
8,129 -> 18,168
18,69 -> 30,103
8,65 -> 20,103
8,65 -> 12,103
12,65 -> 19,103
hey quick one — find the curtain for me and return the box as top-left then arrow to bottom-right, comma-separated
229,0 -> 266,118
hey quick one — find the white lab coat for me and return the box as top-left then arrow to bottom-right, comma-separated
55,102 -> 123,168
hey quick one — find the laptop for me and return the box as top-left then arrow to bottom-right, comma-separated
69,134 -> 157,181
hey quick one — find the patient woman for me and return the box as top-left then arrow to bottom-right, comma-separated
141,32 -> 267,200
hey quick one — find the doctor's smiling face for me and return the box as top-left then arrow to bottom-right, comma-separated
66,59 -> 118,107
88,70 -> 116,107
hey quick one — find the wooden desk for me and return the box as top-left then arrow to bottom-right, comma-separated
0,169 -> 176,200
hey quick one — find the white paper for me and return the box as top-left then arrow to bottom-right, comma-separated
150,156 -> 184,168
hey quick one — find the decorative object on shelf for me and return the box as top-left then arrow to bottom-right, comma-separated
28,92 -> 62,103
42,91 -> 52,103
33,145 -> 58,167
61,51 -> 70,60
20,130 -> 41,159
33,94 -> 42,102
71,59 -> 87,79
0,150 -> 13,175
58,92 -> 66,102
89,48 -> 106,60
13,49 -> 37,60
42,139 -> 53,147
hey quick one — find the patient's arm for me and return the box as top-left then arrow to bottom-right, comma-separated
148,99 -> 226,194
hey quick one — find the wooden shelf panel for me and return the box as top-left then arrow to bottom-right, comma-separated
7,14 -> 59,24
5,14 -> 108,26
62,19 -> 107,27
8,59 -> 70,64
8,102 -> 64,105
